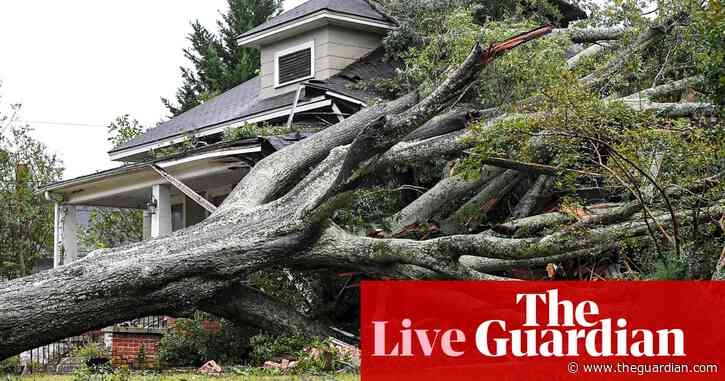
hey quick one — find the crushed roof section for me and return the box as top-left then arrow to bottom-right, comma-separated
240,0 -> 394,39
305,47 -> 397,101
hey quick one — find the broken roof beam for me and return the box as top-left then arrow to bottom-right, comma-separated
151,164 -> 218,213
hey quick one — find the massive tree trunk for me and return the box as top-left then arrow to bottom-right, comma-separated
1,24 -> 721,360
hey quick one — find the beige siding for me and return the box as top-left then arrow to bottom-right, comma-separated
259,25 -> 384,99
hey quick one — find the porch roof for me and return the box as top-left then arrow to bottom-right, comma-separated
42,139 -> 262,209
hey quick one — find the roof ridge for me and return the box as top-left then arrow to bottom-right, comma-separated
239,0 -> 396,40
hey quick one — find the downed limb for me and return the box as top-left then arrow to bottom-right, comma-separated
567,42 -> 613,69
1,4 -> 723,363
459,238 -> 651,273
580,17 -> 679,88
388,166 -> 505,235
554,26 -> 627,43
619,100 -> 716,116
199,284 -> 336,338
0,30 -> 557,358
511,175 -> 554,218
622,76 -> 705,100
494,212 -> 575,237
403,105 -> 483,141
442,170 -> 527,233
328,26 -> 554,197
615,76 -> 714,116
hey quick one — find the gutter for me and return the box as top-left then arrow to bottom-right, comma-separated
108,97 -> 331,161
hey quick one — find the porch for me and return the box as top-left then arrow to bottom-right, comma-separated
41,140 -> 263,266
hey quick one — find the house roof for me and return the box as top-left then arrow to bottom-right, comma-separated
109,47 -> 398,158
239,0 -> 394,40
112,78 -> 262,154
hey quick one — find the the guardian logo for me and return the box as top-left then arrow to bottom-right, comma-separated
372,289 -> 685,358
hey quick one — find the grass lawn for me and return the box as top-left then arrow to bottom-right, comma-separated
14,373 -> 360,381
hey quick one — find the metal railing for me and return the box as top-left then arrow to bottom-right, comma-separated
21,333 -> 98,372
115,315 -> 169,330
20,316 -> 168,372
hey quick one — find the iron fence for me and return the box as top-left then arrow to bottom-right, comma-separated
21,333 -> 98,372
116,315 -> 169,330
20,316 -> 169,372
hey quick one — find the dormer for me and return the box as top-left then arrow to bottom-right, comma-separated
238,0 -> 397,99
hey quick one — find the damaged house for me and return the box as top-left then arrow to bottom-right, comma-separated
41,0 -> 399,267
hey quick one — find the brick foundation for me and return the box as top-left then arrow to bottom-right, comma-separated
105,327 -> 163,369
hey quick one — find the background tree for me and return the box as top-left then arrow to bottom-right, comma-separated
78,115 -> 146,254
0,94 -> 63,280
107,114 -> 145,149
162,0 -> 282,116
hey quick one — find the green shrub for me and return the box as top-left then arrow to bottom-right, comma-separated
247,334 -> 313,366
136,344 -> 146,370
72,342 -> 110,363
71,363 -> 129,381
0,356 -> 21,375
157,312 -> 254,367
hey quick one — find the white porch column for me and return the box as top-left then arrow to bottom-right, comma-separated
151,184 -> 172,238
142,210 -> 152,241
61,206 -> 79,264
53,202 -> 62,268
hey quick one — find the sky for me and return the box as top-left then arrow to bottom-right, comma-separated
0,0 -> 307,179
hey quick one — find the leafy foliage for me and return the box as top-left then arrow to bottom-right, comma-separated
157,313 -> 256,367
222,122 -> 293,141
372,0 -> 724,279
107,115 -> 145,149
332,187 -> 403,235
78,208 -> 144,254
0,356 -> 21,375
694,0 -> 725,109
72,363 -> 130,381
0,98 -> 63,280
247,334 -> 313,366
162,0 -> 282,116
72,342 -> 111,363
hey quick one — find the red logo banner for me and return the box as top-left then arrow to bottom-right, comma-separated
361,281 -> 724,380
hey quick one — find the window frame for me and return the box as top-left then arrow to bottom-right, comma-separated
274,40 -> 315,88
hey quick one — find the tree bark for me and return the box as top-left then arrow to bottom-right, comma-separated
441,170 -> 527,233
388,166 -> 504,235
511,175 -> 553,218
0,38 -> 502,359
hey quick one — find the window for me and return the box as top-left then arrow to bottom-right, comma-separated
275,41 -> 314,87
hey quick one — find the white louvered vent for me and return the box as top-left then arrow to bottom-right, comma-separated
275,42 -> 314,87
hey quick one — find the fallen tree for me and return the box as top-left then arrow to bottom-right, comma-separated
1,1 -> 723,360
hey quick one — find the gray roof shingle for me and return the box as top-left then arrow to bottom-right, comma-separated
111,47 -> 398,155
112,77 -> 263,152
240,0 -> 394,39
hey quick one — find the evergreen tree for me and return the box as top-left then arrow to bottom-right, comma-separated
163,0 -> 282,116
